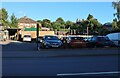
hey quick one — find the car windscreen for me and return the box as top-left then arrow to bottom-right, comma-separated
24,35 -> 31,37
45,36 -> 59,40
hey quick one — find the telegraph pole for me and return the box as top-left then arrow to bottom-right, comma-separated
87,21 -> 89,38
87,26 -> 89,36
36,23 -> 39,50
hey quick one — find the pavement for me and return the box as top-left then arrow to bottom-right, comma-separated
0,40 -> 11,45
0,40 -> 22,45
1,40 -> 120,58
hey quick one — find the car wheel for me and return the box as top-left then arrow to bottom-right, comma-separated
68,45 -> 72,48
94,45 -> 97,48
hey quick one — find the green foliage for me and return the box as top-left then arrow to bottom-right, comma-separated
118,20 -> 120,28
112,1 -> 120,21
0,8 -> 18,28
52,22 -> 61,30
0,8 -> 9,27
87,14 -> 94,20
78,14 -> 103,35
65,20 -> 73,29
112,18 -> 118,30
71,23 -> 79,29
37,20 -> 42,23
36,14 -> 103,35
112,1 -> 120,30
99,28 -> 109,36
0,8 -> 8,21
56,17 -> 65,29
42,19 -> 52,28
10,13 -> 18,28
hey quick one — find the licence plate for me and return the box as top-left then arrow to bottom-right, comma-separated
75,42 -> 82,43
52,45 -> 58,47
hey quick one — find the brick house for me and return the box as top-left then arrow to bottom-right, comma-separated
17,16 -> 54,39
18,16 -> 39,30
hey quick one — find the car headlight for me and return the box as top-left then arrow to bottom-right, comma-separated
59,41 -> 62,45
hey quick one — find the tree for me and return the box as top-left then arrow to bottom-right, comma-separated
0,8 -> 9,27
56,17 -> 65,29
78,19 -> 87,34
65,20 -> 73,29
112,1 -> 120,30
87,14 -> 94,20
10,13 -> 18,28
112,18 -> 118,30
99,25 -> 111,36
37,20 -> 42,23
112,0 -> 120,21
71,23 -> 79,29
42,19 -> 51,28
52,22 -> 61,30
86,14 -> 102,35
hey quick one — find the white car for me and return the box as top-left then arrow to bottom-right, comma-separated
23,35 -> 32,42
106,33 -> 120,46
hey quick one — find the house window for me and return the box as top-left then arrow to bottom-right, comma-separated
20,23 -> 23,26
25,24 -> 30,28
25,24 -> 29,26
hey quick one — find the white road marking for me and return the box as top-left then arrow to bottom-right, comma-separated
57,71 -> 120,76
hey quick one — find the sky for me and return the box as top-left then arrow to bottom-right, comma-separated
1,2 -> 115,24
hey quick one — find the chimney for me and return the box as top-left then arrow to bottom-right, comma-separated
24,16 -> 27,18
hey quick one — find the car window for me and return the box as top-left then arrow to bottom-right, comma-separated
24,35 -> 31,37
91,37 -> 95,41
45,36 -> 59,40
97,37 -> 110,41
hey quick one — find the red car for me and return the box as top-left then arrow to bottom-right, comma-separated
67,36 -> 86,48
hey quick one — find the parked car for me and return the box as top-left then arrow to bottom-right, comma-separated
83,37 -> 93,48
60,36 -> 69,48
88,36 -> 116,47
106,33 -> 120,47
60,36 -> 68,43
66,36 -> 86,48
23,35 -> 32,42
40,35 -> 63,48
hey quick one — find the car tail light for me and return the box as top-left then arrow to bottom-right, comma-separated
96,42 -> 100,44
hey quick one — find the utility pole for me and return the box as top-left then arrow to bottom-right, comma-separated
87,21 -> 89,38
87,26 -> 89,36
36,23 -> 39,50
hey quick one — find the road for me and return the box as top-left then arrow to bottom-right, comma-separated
2,56 -> 119,76
1,41 -> 120,77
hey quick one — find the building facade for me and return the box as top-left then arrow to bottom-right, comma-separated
18,16 -> 39,30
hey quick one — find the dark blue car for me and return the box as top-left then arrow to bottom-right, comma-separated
40,35 -> 62,48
